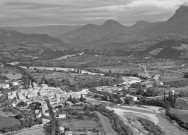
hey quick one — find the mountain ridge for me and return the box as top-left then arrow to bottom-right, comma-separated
58,5 -> 188,46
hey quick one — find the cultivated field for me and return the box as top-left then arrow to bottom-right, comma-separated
14,127 -> 45,135
96,112 -> 118,135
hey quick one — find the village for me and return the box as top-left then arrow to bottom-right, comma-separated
0,61 -> 188,135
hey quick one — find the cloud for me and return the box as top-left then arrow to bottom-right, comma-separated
0,0 -> 187,26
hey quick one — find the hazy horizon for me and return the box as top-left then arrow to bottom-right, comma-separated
0,0 -> 188,27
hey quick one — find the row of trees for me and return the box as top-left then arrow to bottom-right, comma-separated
163,80 -> 187,88
41,75 -> 122,92
138,117 -> 164,135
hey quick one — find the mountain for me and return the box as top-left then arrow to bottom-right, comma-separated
0,28 -> 65,44
101,19 -> 126,33
59,5 -> 188,48
59,24 -> 100,44
60,20 -> 127,44
2,25 -> 80,38
148,5 -> 188,35
167,5 -> 188,26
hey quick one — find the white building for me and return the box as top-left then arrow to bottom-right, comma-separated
126,94 -> 138,101
59,114 -> 66,119
42,118 -> 50,124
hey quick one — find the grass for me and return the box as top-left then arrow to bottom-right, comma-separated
0,117 -> 21,129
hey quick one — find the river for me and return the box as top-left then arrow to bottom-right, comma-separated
86,97 -> 188,135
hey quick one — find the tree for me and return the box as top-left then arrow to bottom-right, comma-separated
101,95 -> 108,101
67,95 -> 72,102
17,101 -> 27,107
79,94 -> 86,104
164,91 -> 166,102
124,97 -> 131,104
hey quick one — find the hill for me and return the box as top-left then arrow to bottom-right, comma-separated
3,25 -> 80,38
140,39 -> 188,59
0,28 -> 65,44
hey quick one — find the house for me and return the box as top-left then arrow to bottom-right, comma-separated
126,94 -> 138,101
43,112 -> 49,117
59,127 -> 64,134
12,81 -> 19,86
65,131 -> 73,135
65,101 -> 73,107
58,114 -> 66,119
42,118 -> 50,124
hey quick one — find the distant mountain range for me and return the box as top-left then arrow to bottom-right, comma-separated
57,5 -> 188,48
0,5 -> 188,51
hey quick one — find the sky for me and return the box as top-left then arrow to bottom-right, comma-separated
0,0 -> 187,26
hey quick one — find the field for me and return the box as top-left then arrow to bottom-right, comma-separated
0,117 -> 21,130
96,112 -> 118,135
170,108 -> 188,123
0,67 -> 22,80
15,127 -> 45,135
